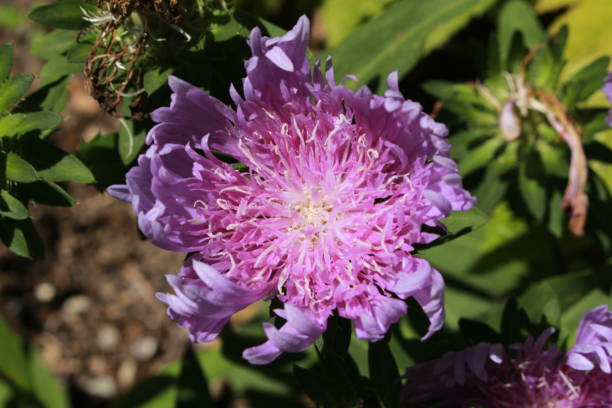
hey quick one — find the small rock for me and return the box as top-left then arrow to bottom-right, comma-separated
83,375 -> 117,398
117,359 -> 137,389
34,282 -> 56,303
131,337 -> 157,362
62,295 -> 91,315
96,324 -> 120,352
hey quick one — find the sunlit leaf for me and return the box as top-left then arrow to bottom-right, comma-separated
329,0 -> 496,91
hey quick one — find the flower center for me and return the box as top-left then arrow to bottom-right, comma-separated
293,199 -> 332,229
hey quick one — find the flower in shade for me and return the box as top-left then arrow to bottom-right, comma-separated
605,72 -> 612,126
566,304 -> 612,373
108,16 -> 474,364
402,305 -> 612,407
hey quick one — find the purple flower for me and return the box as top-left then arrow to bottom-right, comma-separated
403,307 -> 612,407
567,304 -> 612,373
605,72 -> 612,126
109,16 -> 474,364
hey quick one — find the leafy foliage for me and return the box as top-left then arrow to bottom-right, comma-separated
327,0 -> 496,92
0,45 -> 93,258
0,315 -> 70,408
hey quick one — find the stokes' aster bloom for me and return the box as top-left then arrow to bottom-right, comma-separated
402,305 -> 612,407
108,16 -> 474,364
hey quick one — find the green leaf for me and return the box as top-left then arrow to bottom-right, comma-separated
118,119 -> 147,165
0,314 -> 30,390
0,382 -> 12,407
518,281 -> 561,327
562,56 -> 611,106
175,347 -> 213,408
441,207 -> 488,235
22,77 -> 71,114
536,140 -> 568,178
29,352 -> 70,408
143,67 -> 174,95
77,133 -> 127,191
0,73 -> 34,113
319,0 -> 396,47
18,180 -> 76,207
0,217 -> 44,259
18,137 -> 94,183
329,0 -> 496,91
66,42 -> 92,63
5,152 -> 39,183
498,0 -> 546,68
536,0 -> 612,104
30,29 -> 77,59
0,111 -> 62,138
0,44 -> 12,82
0,190 -> 29,220
28,0 -> 96,30
368,340 -> 400,408
38,57 -> 82,88
459,137 -> 505,176
518,151 -> 547,220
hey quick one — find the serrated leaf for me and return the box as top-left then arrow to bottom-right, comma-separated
368,340 -> 400,408
0,190 -> 29,220
0,73 -> 34,113
329,0 -> 496,91
0,44 -> 12,82
6,152 -> 39,183
0,217 -> 44,259
28,1 -> 97,30
18,137 -> 94,183
498,1 -> 546,68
